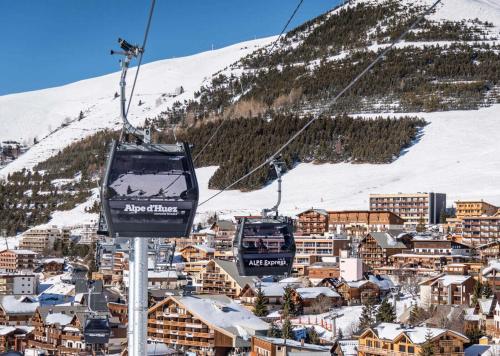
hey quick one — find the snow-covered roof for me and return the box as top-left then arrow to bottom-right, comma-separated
43,258 -> 65,264
368,275 -> 394,290
295,287 -> 340,299
45,312 -> 73,326
0,326 -> 16,336
482,261 -> 500,276
372,322 -> 468,344
345,280 -> 370,288
173,295 -> 268,337
192,244 -> 215,253
369,232 -> 407,249
259,283 -> 285,297
255,336 -> 331,351
148,270 -> 178,279
0,295 -> 39,314
337,339 -> 359,356
435,274 -> 471,287
478,298 -> 495,315
2,249 -> 37,255
278,277 -> 303,285
40,282 -> 75,296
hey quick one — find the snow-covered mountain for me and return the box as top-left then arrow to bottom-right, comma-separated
2,0 -> 500,229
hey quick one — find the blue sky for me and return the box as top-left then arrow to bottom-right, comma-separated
0,0 -> 341,96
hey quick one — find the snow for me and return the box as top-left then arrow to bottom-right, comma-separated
0,326 -> 16,336
0,296 -> 39,314
45,312 -> 73,326
0,37 -> 274,177
295,287 -> 340,299
437,274 -> 471,287
40,282 -> 75,296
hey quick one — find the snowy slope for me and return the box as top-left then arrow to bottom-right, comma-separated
2,0 -> 500,229
0,37 -> 274,177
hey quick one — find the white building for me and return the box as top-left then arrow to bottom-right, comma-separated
340,255 -> 363,282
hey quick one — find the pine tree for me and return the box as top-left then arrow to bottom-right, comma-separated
306,327 -> 320,344
419,329 -> 435,356
471,279 -> 483,306
282,285 -> 296,317
267,321 -> 281,338
358,298 -> 376,331
482,282 -> 493,298
253,286 -> 267,317
282,317 -> 294,340
465,327 -> 485,344
376,298 -> 396,323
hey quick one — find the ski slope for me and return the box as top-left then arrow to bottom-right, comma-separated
0,37 -> 274,177
2,0 -> 500,228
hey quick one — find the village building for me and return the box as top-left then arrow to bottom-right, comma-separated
294,234 -> 349,275
296,209 -> 329,236
196,259 -> 254,298
369,192 -> 446,229
19,226 -> 70,254
461,215 -> 500,245
28,305 -> 89,354
358,322 -> 468,356
0,249 -> 37,272
358,232 -> 410,269
419,274 -> 475,306
0,324 -> 33,354
327,210 -> 405,237
251,335 -> 333,355
147,294 -> 268,355
336,280 -> 380,305
180,244 -> 215,263
239,283 -> 285,310
455,200 -> 498,220
306,262 -> 340,281
0,273 -> 37,295
0,295 -> 39,326
332,339 -> 359,356
477,241 -> 500,261
42,258 -> 65,275
290,287 -> 343,314
482,261 -> 500,295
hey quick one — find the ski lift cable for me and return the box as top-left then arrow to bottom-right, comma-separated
125,0 -> 156,118
192,0 -> 307,163
198,0 -> 442,207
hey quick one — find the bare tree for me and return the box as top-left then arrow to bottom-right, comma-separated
310,295 -> 332,314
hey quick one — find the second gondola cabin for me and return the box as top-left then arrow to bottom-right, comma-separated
234,216 -> 295,276
101,141 -> 198,238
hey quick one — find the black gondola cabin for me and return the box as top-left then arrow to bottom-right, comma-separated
235,216 -> 295,276
101,141 -> 198,238
84,316 -> 111,344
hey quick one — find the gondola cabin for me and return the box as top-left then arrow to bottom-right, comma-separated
84,315 -> 111,344
235,216 -> 295,276
101,141 -> 198,238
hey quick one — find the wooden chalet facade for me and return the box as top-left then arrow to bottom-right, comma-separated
148,294 -> 268,355
290,287 -> 343,314
336,280 -> 380,305
28,305 -> 89,355
358,323 -> 469,356
358,232 -> 409,269
181,245 -> 215,263
296,209 -> 329,236
197,259 -> 254,298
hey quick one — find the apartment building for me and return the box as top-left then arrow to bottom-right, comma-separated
456,200 -> 498,220
0,274 -> 37,295
294,234 -> 350,274
0,249 -> 36,272
19,226 -> 70,254
28,305 -> 88,354
420,274 -> 475,306
180,245 -> 215,263
147,294 -> 268,355
328,210 -> 404,236
196,259 -> 254,298
461,215 -> 500,245
358,323 -> 469,356
369,192 -> 446,228
358,232 -> 409,269
296,209 -> 329,235
482,261 -> 500,294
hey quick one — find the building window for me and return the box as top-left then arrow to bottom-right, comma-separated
399,345 -> 406,352
408,346 -> 415,354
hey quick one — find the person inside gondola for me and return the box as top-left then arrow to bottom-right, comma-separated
257,238 -> 268,254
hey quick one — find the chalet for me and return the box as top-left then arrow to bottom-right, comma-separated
0,325 -> 33,353
296,209 -> 329,236
336,280 -> 380,305
358,232 -> 410,269
412,239 -> 472,256
0,295 -> 39,326
482,261 -> 500,294
180,244 -> 215,263
42,258 -> 65,274
327,210 -> 404,237
291,287 -> 342,314
358,323 -> 469,356
419,274 -> 475,306
251,335 -> 333,355
148,270 -> 185,290
332,339 -> 358,356
389,253 -> 471,270
473,297 -> 497,338
28,305 -> 89,354
240,283 -> 285,310
306,262 -> 340,281
0,249 -> 36,272
148,294 -> 268,355
477,241 -> 500,261
210,220 -> 236,255
196,259 -> 254,298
